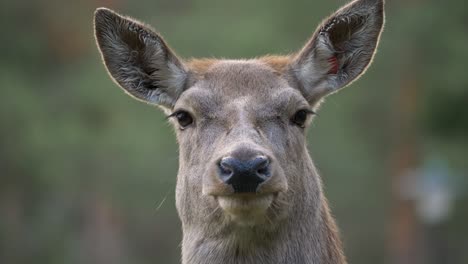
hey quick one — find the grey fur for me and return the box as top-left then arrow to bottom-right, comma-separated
93,0 -> 385,263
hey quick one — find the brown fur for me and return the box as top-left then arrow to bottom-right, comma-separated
93,0 -> 385,263
258,55 -> 292,74
186,58 -> 218,76
187,56 -> 291,78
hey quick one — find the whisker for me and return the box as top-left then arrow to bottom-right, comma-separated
206,204 -> 222,219
155,190 -> 171,212
265,213 -> 274,226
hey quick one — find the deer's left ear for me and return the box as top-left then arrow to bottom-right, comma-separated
290,0 -> 385,103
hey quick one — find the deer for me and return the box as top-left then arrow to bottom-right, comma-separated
94,0 -> 384,263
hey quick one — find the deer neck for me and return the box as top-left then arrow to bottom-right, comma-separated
180,186 -> 346,264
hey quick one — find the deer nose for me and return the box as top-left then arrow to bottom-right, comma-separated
218,156 -> 271,193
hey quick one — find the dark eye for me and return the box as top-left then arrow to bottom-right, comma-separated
172,110 -> 193,128
291,109 -> 314,128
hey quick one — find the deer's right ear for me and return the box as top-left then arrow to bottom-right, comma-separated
94,8 -> 188,109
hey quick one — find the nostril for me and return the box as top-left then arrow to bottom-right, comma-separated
219,166 -> 232,176
219,158 -> 233,174
254,156 -> 270,177
257,166 -> 269,175
218,157 -> 234,183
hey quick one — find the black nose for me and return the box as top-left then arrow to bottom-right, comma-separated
218,155 -> 271,193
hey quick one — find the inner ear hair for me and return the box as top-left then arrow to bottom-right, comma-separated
321,14 -> 368,51
290,0 -> 384,104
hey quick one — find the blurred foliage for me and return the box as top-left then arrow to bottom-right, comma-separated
0,0 -> 467,264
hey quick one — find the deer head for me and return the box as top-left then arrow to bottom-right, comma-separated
94,0 -> 384,263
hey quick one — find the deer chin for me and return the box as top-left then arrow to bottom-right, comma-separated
217,193 -> 275,226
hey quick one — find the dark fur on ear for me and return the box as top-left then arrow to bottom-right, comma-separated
94,8 -> 188,108
290,0 -> 385,104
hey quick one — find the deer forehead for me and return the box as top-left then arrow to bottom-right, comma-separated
197,60 -> 288,91
176,60 -> 305,117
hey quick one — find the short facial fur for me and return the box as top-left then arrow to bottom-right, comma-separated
94,1 -> 385,263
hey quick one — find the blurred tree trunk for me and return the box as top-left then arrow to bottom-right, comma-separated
388,0 -> 424,261
78,193 -> 129,264
388,71 -> 422,264
0,189 -> 23,264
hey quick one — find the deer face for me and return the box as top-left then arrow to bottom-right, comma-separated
94,0 -> 384,232
172,60 -> 310,227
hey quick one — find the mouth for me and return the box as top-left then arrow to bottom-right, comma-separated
216,193 -> 275,226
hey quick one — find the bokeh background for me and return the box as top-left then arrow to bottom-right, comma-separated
1,0 -> 467,263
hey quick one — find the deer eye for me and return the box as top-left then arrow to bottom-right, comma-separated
170,110 -> 193,128
291,109 -> 315,128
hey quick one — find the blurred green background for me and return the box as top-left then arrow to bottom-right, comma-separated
1,0 -> 467,263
